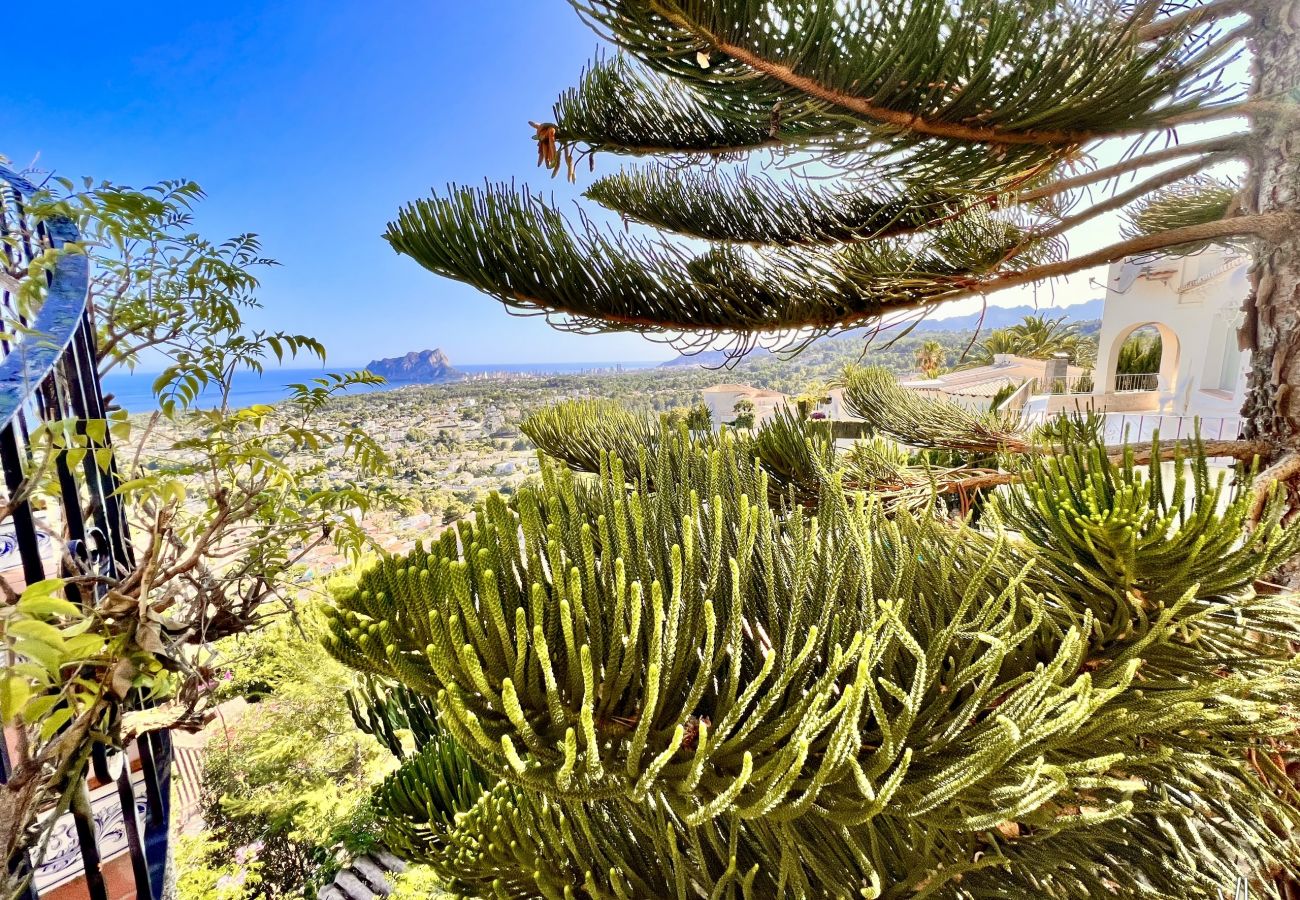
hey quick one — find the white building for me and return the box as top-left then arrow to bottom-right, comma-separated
1019,246 -> 1249,442
701,384 -> 793,431
1092,246 -> 1248,416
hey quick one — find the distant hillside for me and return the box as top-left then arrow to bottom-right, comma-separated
659,300 -> 1104,369
908,299 -> 1104,333
365,348 -> 463,383
659,347 -> 773,368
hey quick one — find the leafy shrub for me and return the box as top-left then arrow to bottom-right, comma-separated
192,604 -> 393,897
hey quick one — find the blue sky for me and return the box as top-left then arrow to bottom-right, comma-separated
5,0 -> 1107,368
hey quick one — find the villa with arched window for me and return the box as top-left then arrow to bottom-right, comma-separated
1011,245 -> 1250,443
1091,245 -> 1249,419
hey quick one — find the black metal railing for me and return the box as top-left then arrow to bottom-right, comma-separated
0,165 -> 169,900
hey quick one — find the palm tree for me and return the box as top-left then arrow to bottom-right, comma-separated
966,314 -> 1096,367
914,339 -> 948,378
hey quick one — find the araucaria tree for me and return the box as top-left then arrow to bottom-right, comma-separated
330,419 -> 1300,896
325,1 -> 1300,896
385,0 -> 1296,443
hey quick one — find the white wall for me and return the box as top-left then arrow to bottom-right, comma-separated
702,388 -> 793,431
1092,247 -> 1250,416
703,388 -> 749,431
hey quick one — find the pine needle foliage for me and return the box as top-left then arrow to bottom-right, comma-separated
550,53 -> 844,157
584,168 -> 956,247
385,183 -> 1042,341
382,0 -> 1263,358
994,434 -> 1297,648
521,397 -> 933,507
326,412 -> 1300,898
569,0 -> 1233,179
843,366 -> 1031,454
520,398 -> 655,476
1122,176 -> 1242,255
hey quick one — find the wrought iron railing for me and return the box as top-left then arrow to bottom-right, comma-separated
0,166 -> 168,899
1115,372 -> 1160,392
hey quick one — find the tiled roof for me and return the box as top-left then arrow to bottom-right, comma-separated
906,355 -> 1086,396
704,383 -> 789,399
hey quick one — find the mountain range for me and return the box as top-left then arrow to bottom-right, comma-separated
365,348 -> 463,383
906,298 -> 1104,333
659,299 -> 1104,368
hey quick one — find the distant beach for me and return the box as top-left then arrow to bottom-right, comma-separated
100,362 -> 660,413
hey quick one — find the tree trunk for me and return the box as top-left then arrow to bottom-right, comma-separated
1240,0 -> 1300,448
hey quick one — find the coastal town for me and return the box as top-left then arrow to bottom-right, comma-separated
154,242 -> 1250,587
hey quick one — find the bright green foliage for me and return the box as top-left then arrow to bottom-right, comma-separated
388,865 -> 457,900
174,832 -> 263,900
730,398 -> 755,430
521,398 -> 653,475
995,437 -> 1291,647
193,608 -> 393,898
1123,176 -> 1241,254
843,366 -> 1030,454
519,397 -> 923,507
1117,331 -> 1163,376
0,579 -> 125,734
326,413 -> 1300,897
684,402 -> 712,432
743,405 -> 833,497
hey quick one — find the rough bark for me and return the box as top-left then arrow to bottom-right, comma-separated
1240,0 -> 1300,448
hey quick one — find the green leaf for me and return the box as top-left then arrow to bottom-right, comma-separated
114,477 -> 156,497
162,480 -> 187,505
12,643 -> 60,676
39,706 -> 75,741
60,616 -> 95,638
20,578 -> 65,602
8,618 -> 67,648
9,662 -> 51,683
16,594 -> 81,620
0,675 -> 30,724
22,694 -> 60,722
63,633 -> 106,660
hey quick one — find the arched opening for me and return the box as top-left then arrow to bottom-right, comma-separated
1109,322 -> 1179,393
1116,325 -> 1161,391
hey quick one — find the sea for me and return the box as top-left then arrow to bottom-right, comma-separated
100,362 -> 660,414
